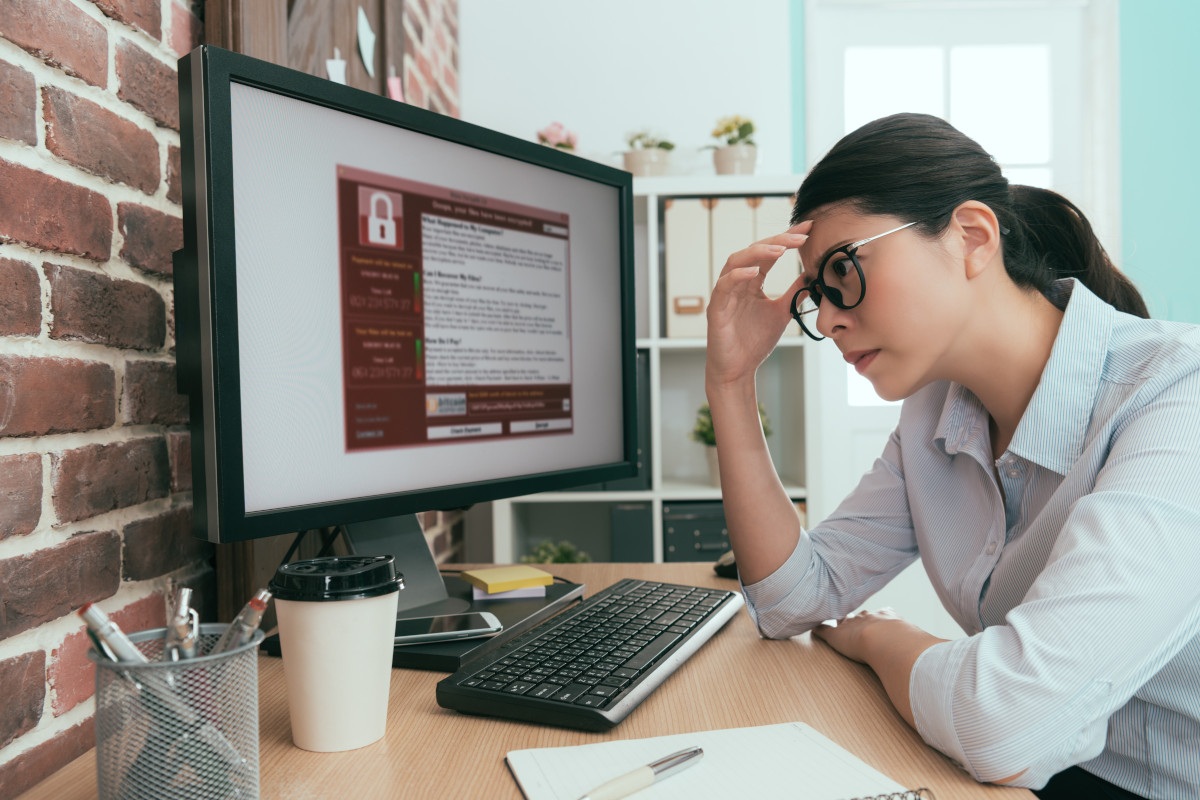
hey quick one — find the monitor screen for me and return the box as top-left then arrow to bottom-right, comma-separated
176,47 -> 636,544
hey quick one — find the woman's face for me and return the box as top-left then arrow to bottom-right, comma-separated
798,205 -> 970,401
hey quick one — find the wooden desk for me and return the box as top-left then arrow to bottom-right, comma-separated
21,563 -> 1031,799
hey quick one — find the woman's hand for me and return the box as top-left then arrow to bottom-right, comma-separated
813,609 -> 946,728
812,608 -> 912,664
705,221 -> 811,389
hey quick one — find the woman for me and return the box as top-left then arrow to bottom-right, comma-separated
706,113 -> 1200,800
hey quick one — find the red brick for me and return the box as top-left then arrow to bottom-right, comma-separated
47,592 -> 166,716
51,438 -> 170,524
0,159 -> 112,261
166,143 -> 182,204
0,256 -> 40,336
167,430 -> 191,491
442,63 -> 458,98
93,0 -> 162,38
45,263 -> 166,351
116,40 -> 179,130
43,86 -> 160,194
0,650 -> 44,748
123,506 -> 212,580
0,355 -> 116,437
416,51 -> 436,86
47,627 -> 92,716
404,65 -> 426,109
118,202 -> 181,276
0,530 -> 120,640
0,0 -> 107,88
0,453 -> 42,540
168,0 -> 203,58
123,359 -> 189,425
111,591 -> 167,634
0,59 -> 37,146
0,718 -> 94,799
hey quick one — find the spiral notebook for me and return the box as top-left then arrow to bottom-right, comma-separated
505,721 -> 934,800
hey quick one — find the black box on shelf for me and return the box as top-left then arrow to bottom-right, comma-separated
662,501 -> 729,562
610,502 -> 653,562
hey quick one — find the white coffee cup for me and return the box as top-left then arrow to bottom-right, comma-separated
270,556 -> 403,752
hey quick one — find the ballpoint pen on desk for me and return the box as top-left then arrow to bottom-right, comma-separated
210,588 -> 272,655
575,746 -> 703,800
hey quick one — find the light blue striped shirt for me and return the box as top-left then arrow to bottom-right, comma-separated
743,279 -> 1200,797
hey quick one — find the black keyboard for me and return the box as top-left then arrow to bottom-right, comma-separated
435,578 -> 744,731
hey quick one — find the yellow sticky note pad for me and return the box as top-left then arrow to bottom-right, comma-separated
460,565 -> 553,594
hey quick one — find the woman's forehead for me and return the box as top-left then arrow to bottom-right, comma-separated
798,205 -> 878,259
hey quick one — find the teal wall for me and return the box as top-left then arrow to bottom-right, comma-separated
789,0 -> 806,173
789,1 -> 1200,323
1120,0 -> 1200,323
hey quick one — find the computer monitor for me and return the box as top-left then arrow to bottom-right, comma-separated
174,46 -> 636,615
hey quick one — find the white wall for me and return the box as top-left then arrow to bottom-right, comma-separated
459,0 -> 793,175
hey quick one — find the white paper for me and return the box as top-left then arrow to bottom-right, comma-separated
506,722 -> 908,800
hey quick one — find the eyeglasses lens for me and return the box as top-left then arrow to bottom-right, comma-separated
821,254 -> 864,309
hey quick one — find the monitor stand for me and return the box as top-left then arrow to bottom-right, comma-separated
341,514 -> 471,617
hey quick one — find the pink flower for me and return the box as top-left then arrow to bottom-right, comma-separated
537,122 -> 576,151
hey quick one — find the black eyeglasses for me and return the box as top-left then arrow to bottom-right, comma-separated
790,220 -> 920,341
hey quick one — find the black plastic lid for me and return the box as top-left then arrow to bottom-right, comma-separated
269,555 -> 403,602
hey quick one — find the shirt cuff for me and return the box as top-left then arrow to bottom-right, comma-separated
740,535 -> 813,618
910,636 -> 976,776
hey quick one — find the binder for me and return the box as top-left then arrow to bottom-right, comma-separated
709,196 -> 755,290
663,198 -> 711,338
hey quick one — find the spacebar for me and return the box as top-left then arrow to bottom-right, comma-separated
624,632 -> 680,671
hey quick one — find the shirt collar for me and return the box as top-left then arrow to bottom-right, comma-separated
934,279 -> 1113,474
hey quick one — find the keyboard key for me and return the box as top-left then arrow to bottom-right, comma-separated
552,683 -> 591,702
624,632 -> 681,670
528,682 -> 562,699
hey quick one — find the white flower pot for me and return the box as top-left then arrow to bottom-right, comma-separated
623,149 -> 670,177
713,144 -> 757,175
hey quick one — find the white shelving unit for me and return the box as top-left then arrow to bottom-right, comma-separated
490,174 -> 823,564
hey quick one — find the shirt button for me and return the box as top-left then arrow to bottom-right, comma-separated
986,542 -> 997,555
1006,467 -> 1020,478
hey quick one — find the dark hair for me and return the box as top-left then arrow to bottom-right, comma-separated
792,113 -> 1148,318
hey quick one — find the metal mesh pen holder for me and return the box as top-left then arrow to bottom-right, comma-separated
89,624 -> 264,800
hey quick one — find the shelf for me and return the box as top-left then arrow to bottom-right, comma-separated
634,174 -> 802,197
491,173 -> 814,564
507,490 -> 654,504
658,479 -> 806,500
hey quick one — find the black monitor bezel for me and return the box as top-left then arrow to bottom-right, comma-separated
176,46 -> 637,544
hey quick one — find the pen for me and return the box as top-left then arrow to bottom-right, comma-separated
209,588 -> 272,655
575,746 -> 703,800
78,603 -> 149,664
165,586 -> 198,661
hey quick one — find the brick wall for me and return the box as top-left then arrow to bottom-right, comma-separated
0,0 -> 462,794
0,1 -> 206,797
402,0 -> 459,119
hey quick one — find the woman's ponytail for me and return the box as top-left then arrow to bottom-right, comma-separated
1003,185 -> 1149,318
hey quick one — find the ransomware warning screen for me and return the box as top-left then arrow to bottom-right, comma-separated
336,165 -> 574,452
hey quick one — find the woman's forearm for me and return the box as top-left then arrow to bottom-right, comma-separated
706,379 -> 802,585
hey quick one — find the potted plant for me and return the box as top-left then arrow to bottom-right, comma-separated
521,539 -> 592,564
706,115 -> 757,175
537,121 -> 578,152
690,402 -> 772,487
622,130 -> 675,177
